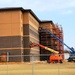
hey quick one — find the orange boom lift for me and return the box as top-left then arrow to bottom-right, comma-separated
30,42 -> 63,63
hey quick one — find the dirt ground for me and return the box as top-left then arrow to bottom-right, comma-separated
0,61 -> 75,75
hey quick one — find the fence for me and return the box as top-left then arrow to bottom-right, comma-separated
0,54 -> 75,75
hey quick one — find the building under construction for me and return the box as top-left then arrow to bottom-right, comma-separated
39,21 -> 64,61
0,7 -> 64,62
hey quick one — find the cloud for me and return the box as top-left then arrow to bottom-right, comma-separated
60,10 -> 73,15
21,0 -> 75,12
0,0 -> 75,12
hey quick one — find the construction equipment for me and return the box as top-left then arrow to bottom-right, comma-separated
30,42 -> 63,63
39,27 -> 75,62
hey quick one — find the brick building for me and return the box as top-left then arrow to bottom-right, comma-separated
0,7 -> 40,62
0,7 -> 64,62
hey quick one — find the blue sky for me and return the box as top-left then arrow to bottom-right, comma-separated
0,0 -> 75,49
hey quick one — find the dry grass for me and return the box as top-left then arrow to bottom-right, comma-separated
0,62 -> 75,75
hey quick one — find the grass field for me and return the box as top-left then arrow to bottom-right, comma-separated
0,62 -> 75,75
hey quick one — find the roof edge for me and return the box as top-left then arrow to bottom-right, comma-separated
0,7 -> 40,22
0,7 -> 54,23
40,20 -> 54,24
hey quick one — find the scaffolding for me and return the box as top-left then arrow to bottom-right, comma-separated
39,24 -> 64,60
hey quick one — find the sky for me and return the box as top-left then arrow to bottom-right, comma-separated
0,0 -> 75,50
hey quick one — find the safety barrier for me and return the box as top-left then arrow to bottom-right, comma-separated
0,54 -> 75,75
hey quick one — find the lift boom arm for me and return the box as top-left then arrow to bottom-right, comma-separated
39,27 -> 75,55
30,42 -> 59,54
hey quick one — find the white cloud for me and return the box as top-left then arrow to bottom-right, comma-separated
61,10 -> 73,15
20,0 -> 75,12
0,0 -> 75,12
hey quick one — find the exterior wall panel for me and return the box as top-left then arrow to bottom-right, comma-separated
0,49 -> 22,62
23,12 -> 29,24
23,24 -> 29,35
23,37 -> 30,48
0,10 -> 21,23
0,10 -> 23,36
23,12 -> 40,61
29,13 -> 39,31
0,36 -> 22,48
40,23 -> 54,32
23,49 -> 30,62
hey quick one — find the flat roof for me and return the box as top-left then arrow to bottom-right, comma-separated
40,20 -> 54,24
0,7 -> 53,23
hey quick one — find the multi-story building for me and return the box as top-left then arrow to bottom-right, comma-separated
39,21 -> 64,60
0,7 -> 64,62
0,7 -> 40,62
